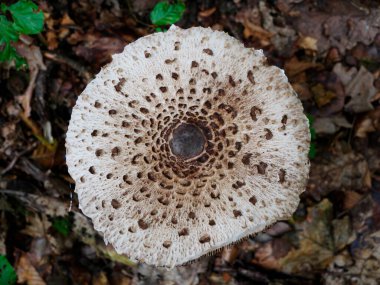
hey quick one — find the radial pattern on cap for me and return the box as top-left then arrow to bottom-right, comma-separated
66,26 -> 310,268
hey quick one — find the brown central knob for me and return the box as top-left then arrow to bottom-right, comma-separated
169,123 -> 206,160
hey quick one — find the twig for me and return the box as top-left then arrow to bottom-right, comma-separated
43,52 -> 92,82
0,143 -> 37,176
19,112 -> 57,151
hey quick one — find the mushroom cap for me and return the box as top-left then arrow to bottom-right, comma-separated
66,26 -> 310,268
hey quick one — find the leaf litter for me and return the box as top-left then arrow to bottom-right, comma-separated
1,0 -> 380,284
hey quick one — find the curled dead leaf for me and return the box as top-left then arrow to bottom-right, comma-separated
198,7 -> 216,18
285,57 -> 322,78
355,108 -> 380,138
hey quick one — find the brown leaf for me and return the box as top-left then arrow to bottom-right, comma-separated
110,272 -> 131,285
313,115 -> 352,135
92,272 -> 109,285
284,57 -> 322,78
308,151 -> 370,198
16,253 -> 46,285
311,83 -> 337,108
251,241 -> 281,270
46,31 -> 58,50
198,7 -> 217,18
14,44 -> 46,117
297,36 -> 318,51
60,13 -> 75,26
355,107 -> 380,138
279,200 -> 335,274
291,82 -> 312,101
324,230 -> 380,284
235,8 -> 273,46
258,2 -> 297,53
21,213 -> 51,238
332,216 -> 356,251
31,143 -> 57,169
344,66 -> 377,113
292,1 -> 380,53
221,245 -> 239,264
343,191 -> 362,210
73,34 -> 125,65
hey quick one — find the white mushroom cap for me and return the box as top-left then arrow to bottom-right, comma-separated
66,26 -> 310,268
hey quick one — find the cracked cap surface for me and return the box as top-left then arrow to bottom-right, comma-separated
66,25 -> 310,268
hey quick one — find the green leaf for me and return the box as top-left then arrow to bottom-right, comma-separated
0,16 -> 19,44
306,114 -> 314,126
310,127 -> 316,140
307,114 -> 316,158
0,43 -> 27,68
309,142 -> 316,159
52,216 -> 71,237
0,255 -> 17,285
3,0 -> 44,35
150,1 -> 185,26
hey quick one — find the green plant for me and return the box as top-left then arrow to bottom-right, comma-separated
0,255 -> 17,285
150,0 -> 185,31
307,114 -> 316,159
0,0 -> 44,68
52,216 -> 72,237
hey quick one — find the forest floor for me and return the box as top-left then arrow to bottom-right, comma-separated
1,0 -> 380,284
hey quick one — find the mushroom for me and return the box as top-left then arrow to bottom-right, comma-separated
66,26 -> 310,268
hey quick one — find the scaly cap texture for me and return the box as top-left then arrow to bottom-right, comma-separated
66,26 -> 310,268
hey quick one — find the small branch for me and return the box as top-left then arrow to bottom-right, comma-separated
0,143 -> 37,176
44,52 -> 92,82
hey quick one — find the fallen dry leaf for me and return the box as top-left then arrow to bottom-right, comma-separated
324,230 -> 380,284
198,7 -> 217,18
92,272 -> 109,285
16,253 -> 46,285
332,215 -> 356,251
252,239 -> 289,270
31,142 -> 57,169
355,107 -> 380,138
221,245 -> 239,264
14,44 -> 46,117
279,199 -> 355,275
235,8 -> 273,47
343,191 -> 363,210
73,34 -> 125,65
46,31 -> 58,50
259,2 -> 297,54
308,151 -> 370,198
291,82 -> 312,100
345,66 -> 377,113
133,259 -> 208,285
313,115 -> 352,135
284,57 -> 322,78
243,22 -> 273,47
61,13 -> 75,26
279,200 -> 334,274
21,213 -> 51,238
297,36 -> 318,52
311,83 -> 337,108
292,1 -> 380,53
